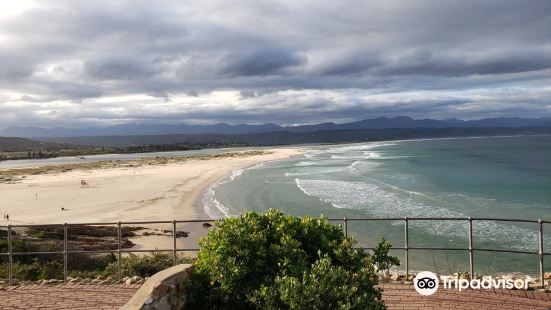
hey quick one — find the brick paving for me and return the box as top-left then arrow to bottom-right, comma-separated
381,283 -> 551,310
0,283 -> 141,310
0,283 -> 550,309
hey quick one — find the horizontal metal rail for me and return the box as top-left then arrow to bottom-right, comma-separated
327,217 -> 548,286
0,217 -> 549,287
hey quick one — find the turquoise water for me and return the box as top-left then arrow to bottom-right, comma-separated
204,135 -> 551,275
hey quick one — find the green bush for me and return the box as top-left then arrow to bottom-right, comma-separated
69,253 -> 117,272
255,256 -> 384,310
0,259 -> 61,281
372,237 -> 400,272
105,252 -> 194,278
0,250 -> 193,280
188,209 -> 397,309
66,253 -> 118,278
11,260 -> 45,281
0,239 -> 40,264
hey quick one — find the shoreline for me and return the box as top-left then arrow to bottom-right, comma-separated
195,152 -> 306,220
0,148 -> 304,251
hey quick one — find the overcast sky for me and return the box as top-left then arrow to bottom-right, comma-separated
1,0 -> 550,128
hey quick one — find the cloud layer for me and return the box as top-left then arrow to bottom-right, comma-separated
1,0 -> 550,127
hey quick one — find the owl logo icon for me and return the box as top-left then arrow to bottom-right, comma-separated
414,271 -> 439,295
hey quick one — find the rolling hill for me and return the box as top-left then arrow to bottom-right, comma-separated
0,137 -> 62,152
2,116 -> 551,138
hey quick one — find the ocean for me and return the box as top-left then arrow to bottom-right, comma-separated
203,135 -> 551,275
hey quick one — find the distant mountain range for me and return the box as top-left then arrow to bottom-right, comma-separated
2,126 -> 551,152
34,126 -> 551,148
2,116 -> 551,138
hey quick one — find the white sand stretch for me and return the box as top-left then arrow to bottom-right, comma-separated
0,148 -> 302,250
0,148 -> 302,224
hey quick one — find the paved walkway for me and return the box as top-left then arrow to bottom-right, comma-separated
381,283 -> 551,310
0,283 -> 140,310
0,283 -> 550,309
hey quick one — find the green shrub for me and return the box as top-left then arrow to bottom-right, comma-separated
69,253 -> 117,272
105,252 -> 194,278
0,259 -> 65,281
188,209 -> 397,309
41,260 -> 63,279
372,237 -> 400,272
0,239 -> 40,264
66,253 -> 118,278
255,256 -> 384,310
0,250 -> 194,281
11,260 -> 45,281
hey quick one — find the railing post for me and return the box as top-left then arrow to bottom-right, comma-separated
117,221 -> 122,281
7,225 -> 13,286
468,217 -> 474,278
172,220 -> 177,266
539,219 -> 544,288
63,223 -> 68,282
404,217 -> 409,279
343,217 -> 348,238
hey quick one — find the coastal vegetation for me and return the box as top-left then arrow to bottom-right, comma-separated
0,137 -> 62,153
188,210 -> 398,309
0,150 -> 267,184
1,210 -> 399,309
0,226 -> 192,281
0,141 -> 245,161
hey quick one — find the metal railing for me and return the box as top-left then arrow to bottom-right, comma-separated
1,217 -> 549,287
333,217 -> 549,288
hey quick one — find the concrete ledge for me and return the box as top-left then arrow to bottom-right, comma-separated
121,264 -> 194,310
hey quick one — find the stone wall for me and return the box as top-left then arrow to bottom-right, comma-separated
121,264 -> 194,310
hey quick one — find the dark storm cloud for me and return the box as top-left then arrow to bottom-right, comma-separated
0,0 -> 550,128
379,48 -> 551,77
85,57 -> 160,80
315,52 -> 383,76
219,48 -> 306,76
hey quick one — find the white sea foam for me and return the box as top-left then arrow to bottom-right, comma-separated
201,184 -> 232,218
296,161 -> 317,166
201,159 -> 275,218
349,160 -> 361,169
248,162 -> 266,170
325,142 -> 397,154
201,164 -> 255,218
229,169 -> 244,180
285,162 -> 362,177
284,167 -> 346,177
363,152 -> 381,159
330,154 -> 368,160
294,178 -> 543,251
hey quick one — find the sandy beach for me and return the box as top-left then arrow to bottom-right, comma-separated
0,148 -> 303,250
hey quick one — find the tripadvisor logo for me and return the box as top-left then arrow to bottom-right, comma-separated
413,271 -> 530,296
414,271 -> 439,296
